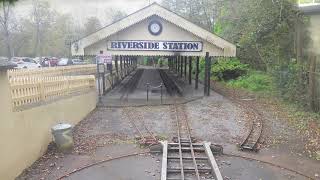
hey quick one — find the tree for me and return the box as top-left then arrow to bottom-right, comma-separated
0,0 -> 17,3
31,0 -> 55,57
110,10 -> 127,23
161,0 -> 224,31
0,1 -> 15,58
46,14 -> 73,57
83,16 -> 101,35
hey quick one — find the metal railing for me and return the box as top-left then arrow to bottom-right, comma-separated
146,83 -> 164,104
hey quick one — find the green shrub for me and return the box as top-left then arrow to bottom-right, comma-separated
143,57 -> 148,65
272,64 -> 308,103
211,58 -> 249,81
227,71 -> 273,92
157,58 -> 168,67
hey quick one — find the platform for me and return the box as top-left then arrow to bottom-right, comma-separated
98,66 -> 205,107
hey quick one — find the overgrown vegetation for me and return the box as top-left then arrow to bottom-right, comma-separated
164,0 -> 318,113
163,0 -> 319,158
227,71 -> 273,92
211,58 -> 249,81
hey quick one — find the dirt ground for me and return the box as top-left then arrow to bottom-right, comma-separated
17,88 -> 319,180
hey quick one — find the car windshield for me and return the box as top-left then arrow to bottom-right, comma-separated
22,58 -> 32,62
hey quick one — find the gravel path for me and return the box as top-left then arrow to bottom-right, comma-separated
17,88 -> 319,180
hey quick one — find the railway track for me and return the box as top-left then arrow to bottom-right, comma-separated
161,100 -> 223,180
120,69 -> 158,146
159,69 -> 183,96
119,69 -> 144,100
238,100 -> 263,151
122,107 -> 158,146
210,83 -> 263,152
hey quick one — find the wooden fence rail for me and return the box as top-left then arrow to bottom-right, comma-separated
7,64 -> 97,79
9,75 -> 96,110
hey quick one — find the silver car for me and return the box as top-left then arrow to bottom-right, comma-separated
12,57 -> 41,69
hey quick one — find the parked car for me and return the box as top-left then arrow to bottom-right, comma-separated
57,58 -> 73,66
33,57 -> 41,63
0,57 -> 8,61
12,57 -> 41,69
72,59 -> 86,65
40,57 -> 59,67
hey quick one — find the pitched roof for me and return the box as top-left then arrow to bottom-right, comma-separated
299,4 -> 320,15
72,3 -> 236,57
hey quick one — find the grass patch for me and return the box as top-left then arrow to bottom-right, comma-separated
227,71 -> 274,93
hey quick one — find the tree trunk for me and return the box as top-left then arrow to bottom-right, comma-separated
4,28 -> 12,59
1,1 -> 13,59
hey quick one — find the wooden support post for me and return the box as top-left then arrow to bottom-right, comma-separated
207,56 -> 212,96
180,56 -> 183,77
175,56 -> 178,73
120,56 -> 123,79
195,56 -> 199,89
189,56 -> 192,85
204,55 -> 207,95
115,56 -> 119,84
184,56 -> 187,80
125,57 -> 127,75
204,52 -> 209,96
177,57 -> 179,75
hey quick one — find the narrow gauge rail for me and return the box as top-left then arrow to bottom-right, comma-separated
158,69 -> 183,96
211,85 -> 263,151
238,100 -> 263,151
119,69 -> 144,100
162,100 -> 223,180
122,107 -> 158,146
120,69 -> 158,146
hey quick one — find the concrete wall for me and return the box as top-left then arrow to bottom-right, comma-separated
0,70 -> 97,180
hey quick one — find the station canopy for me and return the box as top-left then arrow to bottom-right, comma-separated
71,3 -> 236,57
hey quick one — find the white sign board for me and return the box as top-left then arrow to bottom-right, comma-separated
96,54 -> 112,64
107,40 -> 203,52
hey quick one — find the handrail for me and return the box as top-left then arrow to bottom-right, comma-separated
145,83 -> 164,104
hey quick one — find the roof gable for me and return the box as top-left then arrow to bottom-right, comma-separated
72,3 -> 236,57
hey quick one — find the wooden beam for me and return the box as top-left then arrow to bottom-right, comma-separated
115,55 -> 119,77
204,52 -> 209,96
184,56 -> 187,80
188,56 -> 192,85
180,56 -> 183,77
207,56 -> 212,96
203,142 -> 223,180
161,141 -> 168,180
195,56 -> 199,89
177,56 -> 179,74
120,56 -> 123,79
